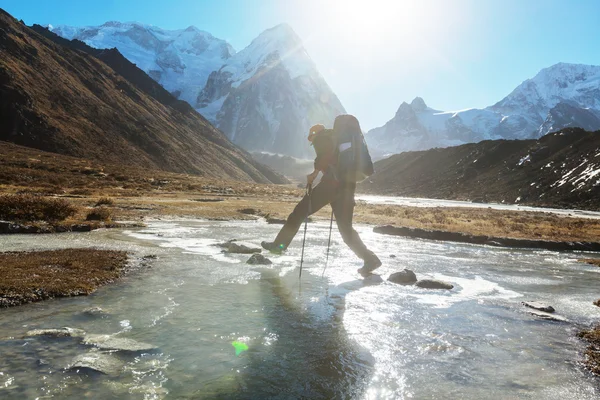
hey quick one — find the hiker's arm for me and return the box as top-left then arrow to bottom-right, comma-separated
307,169 -> 319,185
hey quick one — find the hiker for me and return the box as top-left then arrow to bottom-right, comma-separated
261,115 -> 381,276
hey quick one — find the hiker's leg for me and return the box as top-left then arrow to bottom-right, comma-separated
271,183 -> 334,248
331,183 -> 379,262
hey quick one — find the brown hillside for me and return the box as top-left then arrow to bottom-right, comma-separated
360,128 -> 600,210
0,9 -> 285,184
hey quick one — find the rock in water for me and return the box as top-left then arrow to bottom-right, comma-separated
216,240 -> 262,254
82,334 -> 157,352
527,309 -> 568,322
415,279 -> 454,290
68,352 -> 124,375
522,301 -> 555,313
25,327 -> 86,338
247,254 -> 272,265
82,307 -> 108,316
388,269 -> 417,285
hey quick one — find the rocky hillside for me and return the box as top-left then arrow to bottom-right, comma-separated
51,22 -> 345,159
0,10 -> 286,184
359,128 -> 600,210
367,63 -> 600,158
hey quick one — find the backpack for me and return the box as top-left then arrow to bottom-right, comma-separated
333,114 -> 374,183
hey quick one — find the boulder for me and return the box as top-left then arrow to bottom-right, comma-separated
522,301 -> 555,313
82,334 -> 157,352
82,307 -> 108,316
247,254 -> 272,265
25,327 -> 86,338
388,269 -> 417,285
68,352 -> 124,375
216,240 -> 261,254
527,309 -> 568,322
415,279 -> 454,290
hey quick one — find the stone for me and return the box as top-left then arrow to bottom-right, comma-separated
522,301 -> 555,313
527,309 -> 568,322
82,334 -> 157,352
594,299 -> 600,307
68,352 -> 124,375
25,327 -> 86,338
415,279 -> 454,290
216,240 -> 261,254
388,269 -> 417,285
246,254 -> 272,265
82,307 -> 108,316
266,217 -> 286,224
71,224 -> 92,232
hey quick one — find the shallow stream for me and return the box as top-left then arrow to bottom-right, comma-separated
1,218 -> 600,399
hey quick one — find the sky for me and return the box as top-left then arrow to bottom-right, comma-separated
2,0 -> 600,130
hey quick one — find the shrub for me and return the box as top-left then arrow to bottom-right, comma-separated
0,194 -> 78,222
95,197 -> 114,207
86,207 -> 112,221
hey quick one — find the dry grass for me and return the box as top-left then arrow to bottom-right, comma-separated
0,249 -> 128,307
578,326 -> 600,376
86,206 -> 112,221
580,259 -> 600,267
0,194 -> 78,222
2,141 -> 600,243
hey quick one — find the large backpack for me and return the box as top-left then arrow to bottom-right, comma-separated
333,114 -> 374,183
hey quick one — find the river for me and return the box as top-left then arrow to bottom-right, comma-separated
1,217 -> 599,399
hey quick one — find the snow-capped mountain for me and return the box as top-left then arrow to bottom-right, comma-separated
51,22 -> 344,158
367,63 -> 600,158
50,22 -> 234,107
196,24 -> 345,158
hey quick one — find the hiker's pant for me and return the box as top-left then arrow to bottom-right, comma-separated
273,181 -> 378,262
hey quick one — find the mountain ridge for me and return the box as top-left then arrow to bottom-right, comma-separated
366,63 -> 600,158
51,21 -> 345,158
0,8 -> 286,184
359,127 -> 600,210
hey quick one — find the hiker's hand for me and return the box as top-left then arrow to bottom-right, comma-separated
307,171 -> 319,186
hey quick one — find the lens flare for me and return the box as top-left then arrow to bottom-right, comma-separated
232,341 -> 249,356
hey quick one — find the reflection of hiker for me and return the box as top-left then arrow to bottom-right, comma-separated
262,115 -> 381,276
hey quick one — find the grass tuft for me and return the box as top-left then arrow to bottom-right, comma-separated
86,207 -> 112,221
0,249 -> 128,307
0,194 -> 78,222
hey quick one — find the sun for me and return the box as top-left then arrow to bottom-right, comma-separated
331,0 -> 426,43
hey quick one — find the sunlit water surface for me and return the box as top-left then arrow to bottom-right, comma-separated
1,218 -> 599,399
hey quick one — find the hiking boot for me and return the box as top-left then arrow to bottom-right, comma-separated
261,241 -> 286,254
357,255 -> 382,277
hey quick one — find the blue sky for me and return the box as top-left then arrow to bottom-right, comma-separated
2,0 -> 600,130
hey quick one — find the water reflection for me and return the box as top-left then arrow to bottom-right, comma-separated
195,270 -> 376,399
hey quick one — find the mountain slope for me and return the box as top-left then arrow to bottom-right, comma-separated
0,9 -> 285,184
51,22 -> 345,159
359,128 -> 600,210
367,64 -> 600,157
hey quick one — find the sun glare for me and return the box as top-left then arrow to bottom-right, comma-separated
331,0 -> 428,43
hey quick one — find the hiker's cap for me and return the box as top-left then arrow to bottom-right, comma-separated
308,124 -> 325,143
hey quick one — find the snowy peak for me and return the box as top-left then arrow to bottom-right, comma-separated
196,24 -> 345,158
491,62 -> 600,116
367,63 -> 600,158
410,97 -> 428,112
50,22 -> 234,105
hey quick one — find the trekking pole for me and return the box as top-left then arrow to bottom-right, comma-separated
299,184 -> 312,279
321,208 -> 334,278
